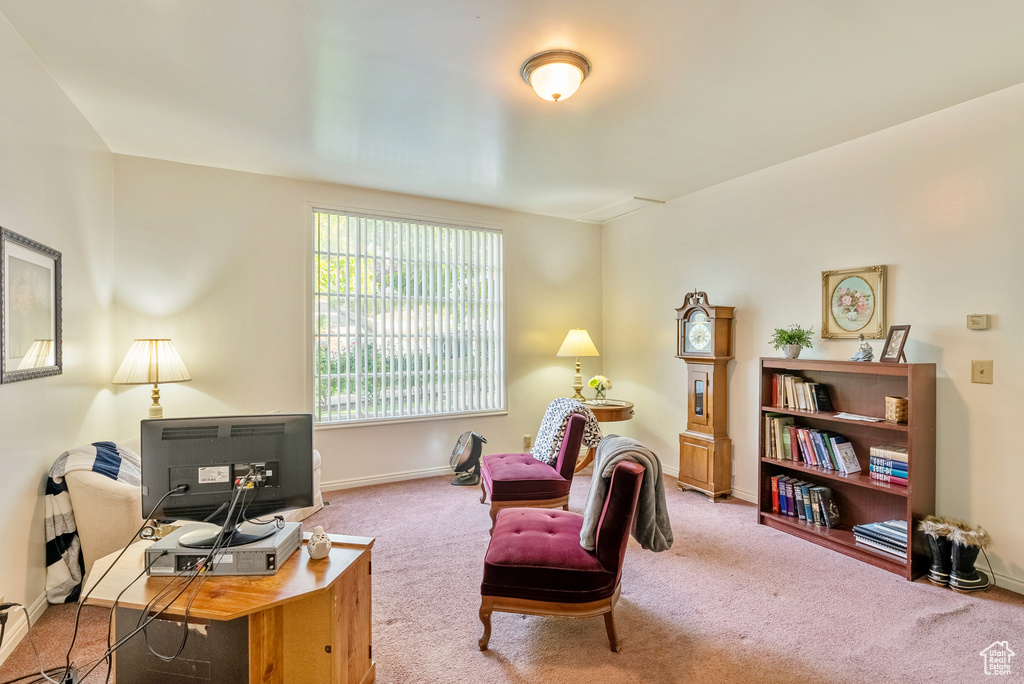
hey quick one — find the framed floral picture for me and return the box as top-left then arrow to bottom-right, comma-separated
821,265 -> 886,339
1,227 -> 62,383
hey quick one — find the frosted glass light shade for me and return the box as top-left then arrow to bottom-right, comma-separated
556,329 -> 599,357
521,50 -> 591,102
112,339 -> 191,385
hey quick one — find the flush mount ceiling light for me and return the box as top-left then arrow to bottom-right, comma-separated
521,50 -> 591,102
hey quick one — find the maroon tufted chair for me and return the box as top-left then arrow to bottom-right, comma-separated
478,460 -> 645,652
479,413 -> 586,533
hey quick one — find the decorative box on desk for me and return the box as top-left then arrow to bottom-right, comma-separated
757,358 -> 935,580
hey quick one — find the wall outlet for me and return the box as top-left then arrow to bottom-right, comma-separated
972,360 -> 993,384
523,434 -> 533,449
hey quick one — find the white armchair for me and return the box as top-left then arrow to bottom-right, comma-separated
64,441 -> 324,579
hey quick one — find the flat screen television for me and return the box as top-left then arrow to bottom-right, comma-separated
141,414 -> 314,548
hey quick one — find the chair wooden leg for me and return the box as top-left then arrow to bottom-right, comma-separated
480,479 -> 487,504
488,506 -> 497,535
478,600 -> 493,651
562,503 -> 569,511
604,609 -> 620,653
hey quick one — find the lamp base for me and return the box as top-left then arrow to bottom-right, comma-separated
149,384 -> 164,419
571,357 -> 585,401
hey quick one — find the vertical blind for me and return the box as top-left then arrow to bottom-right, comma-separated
313,210 -> 505,423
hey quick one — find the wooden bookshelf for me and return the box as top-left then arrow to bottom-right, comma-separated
757,358 -> 935,580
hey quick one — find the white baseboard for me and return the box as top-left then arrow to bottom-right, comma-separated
0,591 -> 49,666
320,465 -> 452,492
992,571 -> 1024,596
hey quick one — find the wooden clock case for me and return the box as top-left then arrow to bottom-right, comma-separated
675,291 -> 735,501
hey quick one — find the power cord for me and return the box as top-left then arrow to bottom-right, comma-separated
0,603 -> 62,684
59,483 -> 188,682
76,470 -> 258,682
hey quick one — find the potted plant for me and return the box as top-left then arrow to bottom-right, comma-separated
769,325 -> 814,359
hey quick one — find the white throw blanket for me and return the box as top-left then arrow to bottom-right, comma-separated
45,442 -> 141,603
579,435 -> 673,553
531,398 -> 603,466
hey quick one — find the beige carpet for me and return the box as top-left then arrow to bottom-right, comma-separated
3,472 -> 1023,683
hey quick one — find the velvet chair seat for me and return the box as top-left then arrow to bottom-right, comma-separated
481,508 -> 616,604
479,413 -> 587,532
481,453 -> 571,502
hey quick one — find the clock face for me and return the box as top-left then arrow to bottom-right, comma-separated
685,312 -> 711,353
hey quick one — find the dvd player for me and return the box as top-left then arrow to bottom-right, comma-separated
145,522 -> 302,576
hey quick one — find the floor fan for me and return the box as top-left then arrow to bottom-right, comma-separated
450,431 -> 487,486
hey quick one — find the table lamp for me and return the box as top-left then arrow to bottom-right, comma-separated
556,329 -> 599,401
112,339 -> 191,419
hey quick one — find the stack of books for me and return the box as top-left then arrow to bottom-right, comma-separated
762,415 -> 862,474
770,374 -> 834,412
769,476 -> 840,528
869,445 -> 908,486
852,520 -> 908,558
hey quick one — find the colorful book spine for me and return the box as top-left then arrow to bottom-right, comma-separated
771,476 -> 780,513
869,444 -> 908,463
869,471 -> 908,485
869,462 -> 908,477
869,456 -> 908,473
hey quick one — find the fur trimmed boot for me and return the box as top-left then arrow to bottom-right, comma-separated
948,524 -> 992,593
918,516 -> 955,586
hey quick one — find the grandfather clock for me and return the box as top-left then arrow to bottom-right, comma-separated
675,291 -> 734,501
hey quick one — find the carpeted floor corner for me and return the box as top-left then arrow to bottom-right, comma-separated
2,472 -> 1022,683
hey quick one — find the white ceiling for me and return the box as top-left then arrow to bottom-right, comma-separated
4,1 -> 1024,220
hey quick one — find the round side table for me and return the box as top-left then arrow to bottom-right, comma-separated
575,400 -> 635,472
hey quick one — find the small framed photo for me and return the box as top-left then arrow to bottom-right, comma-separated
821,265 -> 886,339
1,227 -> 62,383
880,325 -> 910,363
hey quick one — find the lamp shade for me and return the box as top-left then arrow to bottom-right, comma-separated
556,329 -> 599,357
112,339 -> 191,385
17,339 -> 54,370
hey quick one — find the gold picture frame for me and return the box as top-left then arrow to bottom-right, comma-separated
821,265 -> 886,339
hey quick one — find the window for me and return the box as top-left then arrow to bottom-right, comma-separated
313,209 -> 505,423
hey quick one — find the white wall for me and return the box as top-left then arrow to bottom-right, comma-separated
603,83 -> 1024,591
0,12 -> 115,653
111,155 -> 603,487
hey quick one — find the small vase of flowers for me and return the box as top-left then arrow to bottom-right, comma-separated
769,325 -> 814,359
589,375 -> 612,401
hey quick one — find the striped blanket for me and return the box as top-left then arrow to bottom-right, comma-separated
45,441 -> 141,604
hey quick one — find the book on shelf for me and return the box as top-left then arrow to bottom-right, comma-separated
787,425 -> 801,461
814,486 -> 840,528
832,439 -> 862,474
854,536 -> 908,559
868,471 -> 908,485
869,458 -> 909,476
769,373 -> 835,413
770,476 -> 780,513
869,445 -> 908,463
853,520 -> 908,558
812,384 -> 834,412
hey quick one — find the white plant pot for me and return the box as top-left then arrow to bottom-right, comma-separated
783,344 -> 802,359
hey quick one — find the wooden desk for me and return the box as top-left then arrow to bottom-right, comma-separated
84,533 -> 375,684
575,400 -> 635,472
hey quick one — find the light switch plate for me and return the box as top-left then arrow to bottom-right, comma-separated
967,314 -> 991,330
972,360 -> 993,384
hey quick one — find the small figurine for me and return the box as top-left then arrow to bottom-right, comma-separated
307,525 -> 332,560
850,334 -> 874,362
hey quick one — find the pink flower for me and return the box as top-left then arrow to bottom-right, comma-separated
857,300 -> 867,313
840,295 -> 852,306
